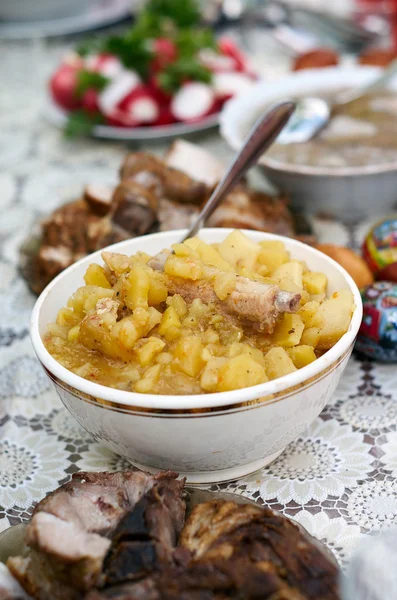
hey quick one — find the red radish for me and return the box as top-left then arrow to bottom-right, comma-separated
171,82 -> 217,123
218,37 -> 248,72
151,38 -> 178,72
106,86 -> 160,127
49,64 -> 81,111
63,52 -> 84,70
213,72 -> 254,102
153,105 -> 176,127
82,88 -> 100,113
85,53 -> 123,79
198,48 -> 236,73
98,71 -> 141,116
148,75 -> 172,105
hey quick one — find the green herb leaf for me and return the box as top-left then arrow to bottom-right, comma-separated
76,38 -> 106,57
104,33 -> 153,79
175,28 -> 217,58
76,70 -> 109,98
144,0 -> 201,28
64,110 -> 105,138
157,58 -> 213,93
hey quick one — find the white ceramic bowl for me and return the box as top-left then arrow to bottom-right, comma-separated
31,229 -> 362,484
220,66 -> 397,221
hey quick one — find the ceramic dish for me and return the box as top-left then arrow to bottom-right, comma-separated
45,97 -> 219,141
0,0 -> 132,39
220,66 -> 397,222
30,229 -> 362,484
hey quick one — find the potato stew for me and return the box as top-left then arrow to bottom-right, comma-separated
44,231 -> 354,395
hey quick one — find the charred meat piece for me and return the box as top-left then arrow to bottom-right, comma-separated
120,153 -> 208,204
102,476 -> 185,587
148,252 -> 301,334
165,139 -> 224,188
158,198 -> 199,232
111,181 -> 159,237
84,184 -> 114,216
7,470 -> 179,600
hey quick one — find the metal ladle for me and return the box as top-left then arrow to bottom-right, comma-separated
181,100 -> 296,241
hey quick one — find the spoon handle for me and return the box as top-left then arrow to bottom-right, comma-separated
335,58 -> 397,108
181,101 -> 296,241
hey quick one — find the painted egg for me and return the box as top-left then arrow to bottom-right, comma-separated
356,281 -> 397,361
363,216 -> 397,280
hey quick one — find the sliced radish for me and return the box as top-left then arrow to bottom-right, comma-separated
151,38 -> 178,73
148,75 -> 172,106
98,71 -> 141,116
218,37 -> 249,72
85,53 -> 124,79
213,72 -> 254,102
153,105 -> 176,127
106,86 -> 160,127
49,64 -> 81,111
198,48 -> 236,73
171,82 -> 216,123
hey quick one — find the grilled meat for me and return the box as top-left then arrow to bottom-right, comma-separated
111,181 -> 159,237
148,252 -> 301,334
7,470 -> 183,600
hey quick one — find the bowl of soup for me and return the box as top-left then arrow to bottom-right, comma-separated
220,66 -> 397,221
30,229 -> 362,483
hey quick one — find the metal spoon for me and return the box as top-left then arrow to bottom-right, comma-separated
277,58 -> 397,145
182,100 -> 296,241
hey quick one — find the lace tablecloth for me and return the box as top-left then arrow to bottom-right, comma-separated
1,34 -> 396,567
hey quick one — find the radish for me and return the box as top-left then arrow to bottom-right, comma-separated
171,82 -> 217,123
151,38 -> 178,73
218,37 -> 249,72
98,71 -> 141,116
153,105 -> 176,127
49,64 -> 81,111
213,72 -> 254,102
198,48 -> 236,73
82,88 -> 100,114
63,52 -> 84,70
85,53 -> 123,79
105,85 -> 160,127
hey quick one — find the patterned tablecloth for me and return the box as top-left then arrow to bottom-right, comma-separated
1,31 -> 396,569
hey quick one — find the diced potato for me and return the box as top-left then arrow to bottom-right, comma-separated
67,325 -> 80,342
311,293 -> 326,303
184,237 -> 201,250
303,272 -> 327,295
56,307 -> 80,328
134,364 -> 161,393
200,357 -> 227,392
156,352 -> 173,365
111,317 -> 141,350
202,329 -> 219,345
277,278 -> 308,306
164,255 -> 203,280
124,264 -> 150,310
214,273 -> 236,300
102,251 -> 131,275
272,314 -> 304,347
258,241 -> 290,273
217,354 -> 268,392
299,301 -> 320,325
83,287 -> 114,313
301,327 -> 321,347
146,307 -> 162,331
218,230 -> 260,270
287,345 -> 317,369
195,241 -> 232,272
309,289 -> 354,350
67,285 -> 113,314
135,337 -> 166,367
166,294 -> 187,318
264,347 -> 297,380
47,323 -> 69,340
257,264 -> 269,277
273,261 -> 303,288
227,342 -> 266,367
172,243 -> 198,258
130,251 -> 151,265
148,273 -> 168,306
175,335 -> 205,377
189,298 -> 210,321
158,306 -> 181,341
84,264 -> 111,289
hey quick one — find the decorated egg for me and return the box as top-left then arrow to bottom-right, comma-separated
356,281 -> 397,361
363,216 -> 397,280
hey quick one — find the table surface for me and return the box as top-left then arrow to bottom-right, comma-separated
1,29 -> 396,568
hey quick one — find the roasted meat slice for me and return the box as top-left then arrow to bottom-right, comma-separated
148,252 -> 301,334
7,470 -> 181,600
158,198 -> 199,232
111,181 -> 159,237
102,476 -> 186,587
120,153 -> 208,204
177,500 -> 340,600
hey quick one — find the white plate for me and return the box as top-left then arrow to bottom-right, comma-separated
45,97 -> 220,141
0,0 -> 132,39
